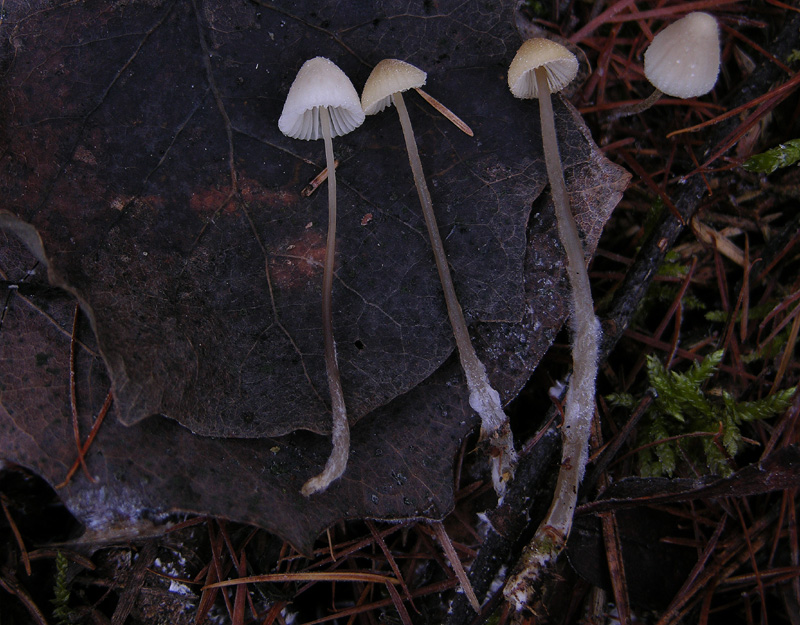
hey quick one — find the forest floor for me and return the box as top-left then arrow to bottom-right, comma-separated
2,1 -> 800,624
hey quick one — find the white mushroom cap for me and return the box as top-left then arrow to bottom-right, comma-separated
644,12 -> 720,99
278,57 -> 365,141
361,59 -> 427,115
508,38 -> 579,99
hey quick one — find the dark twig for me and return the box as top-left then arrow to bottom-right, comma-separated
445,428 -> 561,624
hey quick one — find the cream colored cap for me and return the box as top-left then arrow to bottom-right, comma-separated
644,12 -> 720,99
361,59 -> 427,115
278,57 -> 365,141
508,38 -> 578,99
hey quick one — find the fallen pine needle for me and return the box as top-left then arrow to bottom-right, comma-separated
203,571 -> 400,590
414,87 -> 474,136
57,390 -> 113,489
431,520 -> 481,612
68,303 -> 94,484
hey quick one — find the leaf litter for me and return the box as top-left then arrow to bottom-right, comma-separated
0,0 -> 628,550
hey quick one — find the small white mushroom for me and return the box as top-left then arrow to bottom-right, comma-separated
613,12 -> 721,118
644,11 -> 721,99
362,59 -> 516,496
279,57 -> 365,140
508,38 -> 579,100
278,57 -> 364,496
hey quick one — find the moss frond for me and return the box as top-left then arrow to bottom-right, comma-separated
615,351 -> 796,477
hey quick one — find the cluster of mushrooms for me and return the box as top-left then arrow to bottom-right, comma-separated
277,15 -> 721,568
278,54 -> 517,496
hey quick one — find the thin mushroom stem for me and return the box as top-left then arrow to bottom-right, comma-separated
392,91 -> 516,493
534,66 -> 598,535
606,87 -> 663,121
301,106 -> 351,497
504,67 -> 600,607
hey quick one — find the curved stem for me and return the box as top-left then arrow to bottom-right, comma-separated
301,106 -> 351,497
392,92 -> 516,493
606,87 -> 663,121
504,67 -> 600,609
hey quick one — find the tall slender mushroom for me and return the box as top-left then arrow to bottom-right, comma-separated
278,57 -> 365,496
504,39 -> 601,608
361,59 -> 516,494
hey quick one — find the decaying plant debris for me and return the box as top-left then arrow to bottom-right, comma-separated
2,0 -> 800,623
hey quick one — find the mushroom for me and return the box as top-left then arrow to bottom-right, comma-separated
504,38 -> 600,608
614,12 -> 721,118
278,57 -> 365,496
361,59 -> 516,494
644,12 -> 720,99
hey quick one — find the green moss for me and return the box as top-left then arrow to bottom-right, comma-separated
744,139 -> 800,174
51,551 -> 72,625
523,0 -> 547,16
608,351 -> 795,477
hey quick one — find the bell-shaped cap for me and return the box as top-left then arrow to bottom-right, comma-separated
278,57 -> 365,141
508,38 -> 578,99
361,59 -> 427,115
644,12 -> 720,99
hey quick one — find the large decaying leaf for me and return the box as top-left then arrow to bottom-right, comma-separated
0,0 -> 629,550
